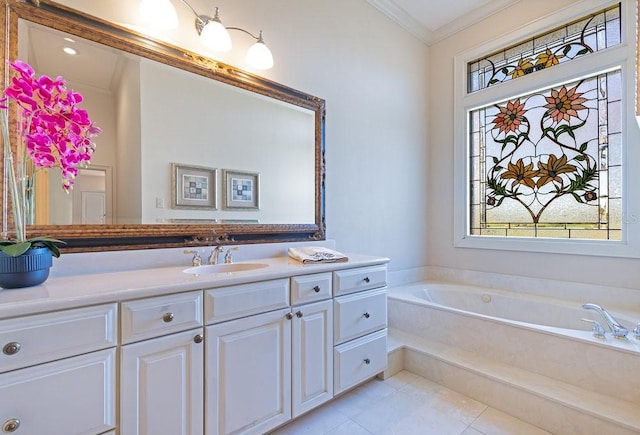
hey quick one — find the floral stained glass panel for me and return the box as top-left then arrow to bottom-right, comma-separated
469,69 -> 622,240
467,4 -> 620,93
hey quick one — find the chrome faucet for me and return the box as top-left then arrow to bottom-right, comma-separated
582,303 -> 628,339
208,245 -> 225,265
184,250 -> 202,267
224,247 -> 239,264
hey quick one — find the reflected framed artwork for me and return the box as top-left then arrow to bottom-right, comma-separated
223,170 -> 260,210
171,163 -> 217,209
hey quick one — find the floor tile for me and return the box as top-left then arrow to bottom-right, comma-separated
471,407 -> 553,435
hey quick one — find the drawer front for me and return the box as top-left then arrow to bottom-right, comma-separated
333,265 -> 387,296
121,291 -> 203,344
334,288 -> 387,344
0,348 -> 116,435
0,303 -> 117,373
334,329 -> 387,395
290,272 -> 332,306
205,278 -> 290,324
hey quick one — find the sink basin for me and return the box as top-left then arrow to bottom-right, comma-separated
183,263 -> 269,275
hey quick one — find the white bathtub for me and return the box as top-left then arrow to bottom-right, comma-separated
387,280 -> 640,433
389,281 -> 639,334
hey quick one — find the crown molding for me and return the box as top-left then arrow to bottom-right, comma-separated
366,0 -> 520,45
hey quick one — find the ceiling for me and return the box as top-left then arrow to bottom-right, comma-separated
367,0 -> 520,45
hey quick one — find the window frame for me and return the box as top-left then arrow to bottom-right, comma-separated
453,0 -> 640,258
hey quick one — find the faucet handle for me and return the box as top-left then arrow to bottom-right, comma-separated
224,247 -> 239,264
581,318 -> 605,339
633,323 -> 640,340
184,250 -> 202,267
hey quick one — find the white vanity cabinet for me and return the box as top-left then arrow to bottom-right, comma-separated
120,291 -> 204,435
333,265 -> 388,394
0,304 -> 117,435
290,273 -> 333,418
205,273 -> 334,435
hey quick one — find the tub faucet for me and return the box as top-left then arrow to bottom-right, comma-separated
582,303 -> 628,339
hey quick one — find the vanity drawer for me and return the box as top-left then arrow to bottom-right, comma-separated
0,303 -> 117,373
333,265 -> 387,296
205,278 -> 290,324
0,348 -> 116,435
290,272 -> 332,306
121,291 -> 203,344
334,329 -> 387,395
334,288 -> 387,344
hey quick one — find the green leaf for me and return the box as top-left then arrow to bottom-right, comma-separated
571,192 -> 584,203
575,155 -> 586,161
579,142 -> 588,152
577,48 -> 589,56
1,242 -> 32,257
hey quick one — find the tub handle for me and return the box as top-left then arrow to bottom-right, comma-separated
581,318 -> 606,339
633,323 -> 640,340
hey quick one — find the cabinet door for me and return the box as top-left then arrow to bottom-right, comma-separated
292,299 -> 333,417
0,349 -> 115,435
120,328 -> 204,435
206,308 -> 291,435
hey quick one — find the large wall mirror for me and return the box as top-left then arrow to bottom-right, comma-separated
1,0 -> 325,251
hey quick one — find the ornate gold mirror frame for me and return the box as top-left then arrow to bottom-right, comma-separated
0,0 -> 326,252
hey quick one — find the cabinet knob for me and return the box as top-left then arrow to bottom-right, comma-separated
363,358 -> 371,365
193,334 -> 204,344
163,312 -> 174,323
285,313 -> 293,320
2,418 -> 20,433
296,311 -> 303,318
363,277 -> 370,283
363,312 -> 370,319
313,285 -> 321,293
2,342 -> 21,356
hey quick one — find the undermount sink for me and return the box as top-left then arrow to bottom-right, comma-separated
183,263 -> 269,275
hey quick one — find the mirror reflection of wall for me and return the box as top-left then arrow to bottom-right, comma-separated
19,19 -> 316,226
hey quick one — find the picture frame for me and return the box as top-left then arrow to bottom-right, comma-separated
171,163 -> 217,209
222,169 -> 260,210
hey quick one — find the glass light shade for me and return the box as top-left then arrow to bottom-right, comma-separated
246,41 -> 274,70
200,20 -> 232,52
139,0 -> 179,29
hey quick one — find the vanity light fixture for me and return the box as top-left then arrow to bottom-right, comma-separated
178,0 -> 274,70
139,0 -> 179,29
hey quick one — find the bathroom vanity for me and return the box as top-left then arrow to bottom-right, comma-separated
0,254 -> 388,435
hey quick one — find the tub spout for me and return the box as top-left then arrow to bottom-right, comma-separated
582,303 -> 628,339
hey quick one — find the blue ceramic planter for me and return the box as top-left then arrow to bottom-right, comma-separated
0,247 -> 53,289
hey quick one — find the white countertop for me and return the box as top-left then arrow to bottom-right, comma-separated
0,254 -> 389,319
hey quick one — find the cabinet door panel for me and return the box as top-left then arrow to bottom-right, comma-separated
121,328 -> 204,435
0,349 -> 115,435
292,299 -> 333,417
206,309 -> 291,435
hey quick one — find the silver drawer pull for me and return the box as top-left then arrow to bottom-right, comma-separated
363,358 -> 371,365
3,418 -> 20,433
363,277 -> 370,283
163,312 -> 174,323
363,312 -> 370,319
296,311 -> 303,318
193,334 -> 204,344
285,313 -> 293,320
2,342 -> 21,356
313,285 -> 321,293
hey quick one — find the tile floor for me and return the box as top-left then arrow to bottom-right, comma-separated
271,370 -> 553,435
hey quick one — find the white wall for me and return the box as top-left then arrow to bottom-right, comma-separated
54,0 -> 430,273
427,0 -> 640,289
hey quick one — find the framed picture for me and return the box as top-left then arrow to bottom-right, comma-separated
222,169 -> 260,210
171,163 -> 217,209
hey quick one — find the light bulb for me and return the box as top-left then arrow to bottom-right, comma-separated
246,35 -> 273,70
139,0 -> 179,29
200,20 -> 232,52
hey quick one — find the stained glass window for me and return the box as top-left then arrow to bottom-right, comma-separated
469,69 -> 622,240
467,4 -> 620,93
